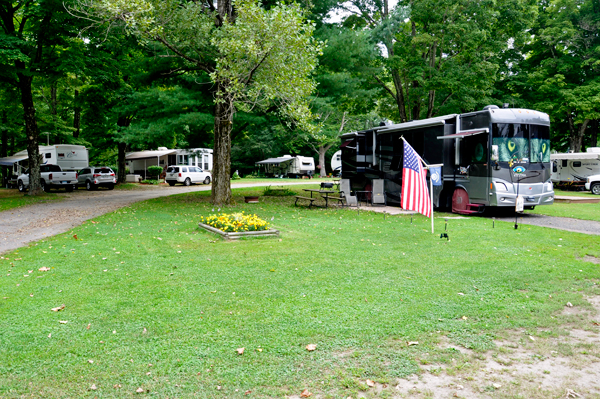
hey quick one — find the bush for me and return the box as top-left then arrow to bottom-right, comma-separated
232,170 -> 241,180
140,179 -> 161,185
147,165 -> 163,179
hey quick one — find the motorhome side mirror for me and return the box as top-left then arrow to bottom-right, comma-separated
491,145 -> 499,162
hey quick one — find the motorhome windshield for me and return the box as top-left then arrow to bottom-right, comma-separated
492,123 -> 550,163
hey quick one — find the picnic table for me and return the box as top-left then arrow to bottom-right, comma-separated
295,188 -> 341,208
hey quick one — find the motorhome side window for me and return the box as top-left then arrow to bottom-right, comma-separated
45,153 -> 51,158
356,135 -> 373,163
573,161 -> 582,167
461,113 -> 490,130
463,133 -> 488,164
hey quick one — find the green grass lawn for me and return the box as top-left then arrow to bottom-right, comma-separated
0,189 -> 63,212
554,188 -> 599,198
1,185 -> 599,398
531,202 -> 600,221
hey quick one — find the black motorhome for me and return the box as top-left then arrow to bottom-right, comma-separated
340,106 -> 555,213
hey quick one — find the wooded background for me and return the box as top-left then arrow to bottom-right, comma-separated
1,0 -> 599,194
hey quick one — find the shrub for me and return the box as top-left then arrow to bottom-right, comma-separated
140,179 -> 161,185
147,165 -> 163,179
232,170 -> 241,180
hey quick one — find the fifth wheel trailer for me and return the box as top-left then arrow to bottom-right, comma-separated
0,145 -> 88,188
340,106 -> 555,214
551,148 -> 600,187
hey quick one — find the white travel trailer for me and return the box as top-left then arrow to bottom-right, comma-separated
125,147 -> 213,179
331,150 -> 342,175
255,155 -> 315,178
551,148 -> 600,186
0,145 -> 88,188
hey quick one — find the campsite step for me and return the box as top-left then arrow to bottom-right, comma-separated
457,203 -> 485,215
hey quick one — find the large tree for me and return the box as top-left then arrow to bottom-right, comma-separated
334,0 -> 537,121
503,0 -> 600,152
0,0 -> 82,195
74,0 -> 321,205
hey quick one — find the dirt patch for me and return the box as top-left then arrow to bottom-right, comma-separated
324,296 -> 600,399
582,255 -> 600,265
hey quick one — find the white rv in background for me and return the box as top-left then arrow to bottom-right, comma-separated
551,148 -> 600,185
331,150 -> 341,175
255,155 -> 315,177
0,145 -> 89,188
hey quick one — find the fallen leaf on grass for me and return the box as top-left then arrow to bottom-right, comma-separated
407,341 -> 419,346
88,359 -> 94,364
245,390 -> 252,395
306,344 -> 317,351
457,292 -> 465,296
566,302 -> 573,307
90,384 -> 97,390
59,320 -> 68,324
114,384 -> 121,388
529,336 -> 535,341
136,387 -> 145,393
461,316 -> 468,320
51,304 -> 65,312
300,389 -> 312,397
38,267 -> 50,272
87,323 -> 91,329
237,348 -> 245,355
73,234 -> 78,240
366,379 -> 375,387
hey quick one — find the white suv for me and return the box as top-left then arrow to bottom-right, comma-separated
165,165 -> 211,186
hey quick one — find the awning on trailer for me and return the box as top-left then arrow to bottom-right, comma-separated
339,140 -> 353,148
550,153 -> 600,161
437,129 -> 488,139
125,149 -> 176,160
255,157 -> 295,165
0,155 -> 28,166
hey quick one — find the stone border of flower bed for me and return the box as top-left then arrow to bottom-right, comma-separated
198,222 -> 280,241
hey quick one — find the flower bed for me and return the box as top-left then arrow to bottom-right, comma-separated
198,212 -> 279,240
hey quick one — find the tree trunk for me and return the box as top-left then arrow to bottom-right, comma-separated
117,142 -> 127,184
116,116 -> 132,184
18,72 -> 42,195
318,146 -> 327,178
1,111 -> 7,158
73,89 -> 81,139
390,70 -> 408,122
211,89 -> 234,205
567,114 -> 589,153
1,112 -> 8,187
590,119 -> 598,148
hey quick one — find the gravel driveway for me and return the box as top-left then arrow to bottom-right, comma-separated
0,181 -> 315,255
490,212 -> 600,235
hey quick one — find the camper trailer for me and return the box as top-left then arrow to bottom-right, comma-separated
340,106 -> 555,214
125,147 -> 213,179
255,155 -> 315,178
551,148 -> 600,188
0,145 -> 88,188
331,150 -> 342,176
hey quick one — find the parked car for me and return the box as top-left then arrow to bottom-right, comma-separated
77,166 -> 116,190
17,164 -> 77,192
585,174 -> 600,195
165,165 -> 211,186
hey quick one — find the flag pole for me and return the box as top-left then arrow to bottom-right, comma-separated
400,137 -> 442,233
430,176 -> 434,234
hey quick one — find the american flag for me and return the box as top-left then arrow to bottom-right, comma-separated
401,140 -> 432,218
